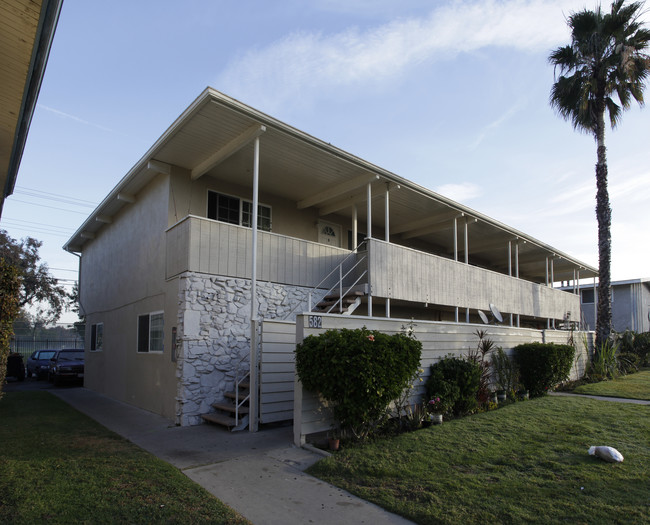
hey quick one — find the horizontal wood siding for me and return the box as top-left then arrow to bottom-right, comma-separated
166,216 -> 350,285
260,320 -> 296,423
368,239 -> 579,320
294,313 -> 592,445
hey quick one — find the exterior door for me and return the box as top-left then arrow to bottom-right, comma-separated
317,221 -> 341,247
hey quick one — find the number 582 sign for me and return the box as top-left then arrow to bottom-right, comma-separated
308,315 -> 323,328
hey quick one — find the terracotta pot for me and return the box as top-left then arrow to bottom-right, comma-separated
328,438 -> 340,451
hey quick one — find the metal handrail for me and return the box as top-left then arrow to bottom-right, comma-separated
283,240 -> 368,320
319,259 -> 368,314
234,353 -> 250,425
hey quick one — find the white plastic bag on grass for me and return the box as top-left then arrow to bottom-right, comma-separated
588,446 -> 624,463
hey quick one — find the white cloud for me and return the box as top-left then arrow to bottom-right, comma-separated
217,0 -> 588,110
434,182 -> 481,202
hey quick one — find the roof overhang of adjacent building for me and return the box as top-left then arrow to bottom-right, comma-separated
0,0 -> 64,217
64,87 -> 598,283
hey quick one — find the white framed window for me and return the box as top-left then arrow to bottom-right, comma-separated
207,191 -> 272,231
138,311 -> 164,353
90,323 -> 103,351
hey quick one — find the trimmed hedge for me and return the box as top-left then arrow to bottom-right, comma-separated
295,327 -> 421,439
513,342 -> 575,397
425,356 -> 481,416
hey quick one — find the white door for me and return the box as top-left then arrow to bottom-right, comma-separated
317,221 -> 341,247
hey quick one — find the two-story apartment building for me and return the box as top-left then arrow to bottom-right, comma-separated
64,88 -> 597,426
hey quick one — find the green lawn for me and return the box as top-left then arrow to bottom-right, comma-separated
307,396 -> 650,525
573,369 -> 650,400
0,391 -> 249,524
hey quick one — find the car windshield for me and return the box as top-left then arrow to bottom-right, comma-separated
39,351 -> 56,360
58,351 -> 84,361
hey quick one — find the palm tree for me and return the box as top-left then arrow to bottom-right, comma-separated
549,0 -> 649,348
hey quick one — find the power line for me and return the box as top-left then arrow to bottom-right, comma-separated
14,186 -> 98,207
8,198 -> 90,215
2,218 -> 75,234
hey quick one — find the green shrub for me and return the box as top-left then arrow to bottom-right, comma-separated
491,347 -> 519,396
632,332 -> 650,366
295,327 -> 422,440
0,258 -> 21,398
618,352 -> 640,375
425,356 -> 481,416
513,343 -> 575,397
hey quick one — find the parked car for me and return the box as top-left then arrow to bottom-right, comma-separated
26,349 -> 58,379
5,353 -> 25,381
48,349 -> 85,385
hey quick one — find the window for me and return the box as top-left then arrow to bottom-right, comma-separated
138,312 -> 164,353
90,323 -> 103,351
207,191 -> 271,231
581,289 -> 595,304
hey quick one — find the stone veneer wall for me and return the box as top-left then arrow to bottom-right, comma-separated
175,272 -> 323,426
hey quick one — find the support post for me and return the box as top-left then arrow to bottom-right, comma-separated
366,182 -> 372,239
249,137 -> 260,433
352,205 -> 358,250
385,184 -> 390,318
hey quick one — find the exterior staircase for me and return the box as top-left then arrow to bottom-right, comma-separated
313,287 -> 365,315
201,378 -> 250,431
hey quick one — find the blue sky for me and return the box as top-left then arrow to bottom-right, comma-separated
2,0 -> 649,324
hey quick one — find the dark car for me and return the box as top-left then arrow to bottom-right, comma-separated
6,353 -> 25,381
26,349 -> 58,379
48,349 -> 85,385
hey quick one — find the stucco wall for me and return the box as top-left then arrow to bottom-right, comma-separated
175,272 -> 325,426
81,174 -> 179,420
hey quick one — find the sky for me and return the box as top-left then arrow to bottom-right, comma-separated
2,0 -> 649,325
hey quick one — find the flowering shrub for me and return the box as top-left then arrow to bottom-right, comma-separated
295,327 -> 422,440
427,397 -> 446,414
425,356 -> 481,416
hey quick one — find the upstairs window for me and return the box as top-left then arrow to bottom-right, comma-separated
207,191 -> 271,231
138,312 -> 164,353
581,289 -> 595,304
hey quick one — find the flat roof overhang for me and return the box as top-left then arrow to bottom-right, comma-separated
0,0 -> 64,216
64,87 -> 597,284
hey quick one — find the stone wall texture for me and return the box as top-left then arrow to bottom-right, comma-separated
174,272 -> 321,426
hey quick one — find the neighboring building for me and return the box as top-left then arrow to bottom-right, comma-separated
0,0 -> 63,217
570,278 -> 650,334
64,88 -> 597,426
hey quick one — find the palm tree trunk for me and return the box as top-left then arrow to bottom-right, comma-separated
594,108 -> 612,349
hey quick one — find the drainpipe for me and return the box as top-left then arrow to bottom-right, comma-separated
249,136 -> 260,433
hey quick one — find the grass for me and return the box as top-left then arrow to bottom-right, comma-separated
0,391 -> 250,524
307,396 -> 650,525
573,369 -> 650,400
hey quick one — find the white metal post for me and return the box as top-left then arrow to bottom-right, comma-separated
249,137 -> 260,433
352,205 -> 358,250
385,184 -> 390,318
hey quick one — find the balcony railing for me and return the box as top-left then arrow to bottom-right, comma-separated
367,239 -> 580,321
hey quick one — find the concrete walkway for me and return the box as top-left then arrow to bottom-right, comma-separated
549,391 -> 650,405
10,381 -> 413,525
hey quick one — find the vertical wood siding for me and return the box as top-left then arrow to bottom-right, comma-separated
368,239 -> 580,320
166,216 -> 350,286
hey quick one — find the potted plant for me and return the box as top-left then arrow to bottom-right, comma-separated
427,397 -> 446,424
328,427 -> 340,451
